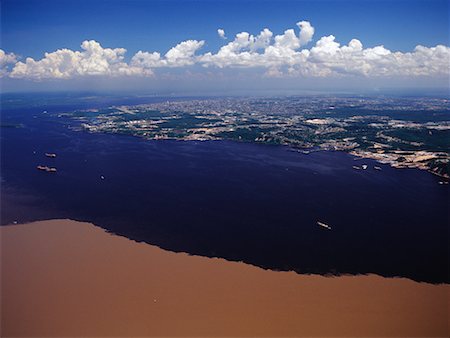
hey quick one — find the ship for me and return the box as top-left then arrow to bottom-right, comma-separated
317,221 -> 332,230
36,165 -> 57,173
45,153 -> 57,158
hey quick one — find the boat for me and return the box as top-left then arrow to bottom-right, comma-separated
317,221 -> 332,230
362,164 -> 368,170
45,153 -> 57,158
352,165 -> 361,170
374,166 -> 382,170
36,165 -> 57,173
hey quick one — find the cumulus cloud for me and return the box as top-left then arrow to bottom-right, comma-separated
199,21 -> 450,78
0,49 -> 18,77
10,40 -> 147,80
130,39 -> 204,73
199,28 -> 275,68
297,20 -> 314,46
292,36 -> 450,77
217,29 -> 226,39
5,20 -> 450,80
130,51 -> 161,71
164,40 -> 205,66
10,39 -> 205,80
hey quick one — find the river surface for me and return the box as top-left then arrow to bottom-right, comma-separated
1,95 -> 448,283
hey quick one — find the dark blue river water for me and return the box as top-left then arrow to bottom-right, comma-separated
1,95 -> 448,283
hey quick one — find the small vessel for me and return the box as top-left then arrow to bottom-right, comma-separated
45,153 -> 57,158
362,164 -> 368,170
374,166 -> 382,170
352,165 -> 361,170
317,221 -> 332,230
36,165 -> 57,173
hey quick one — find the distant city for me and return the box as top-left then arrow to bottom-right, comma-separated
60,96 -> 450,179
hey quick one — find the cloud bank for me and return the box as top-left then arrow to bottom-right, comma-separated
2,20 -> 449,81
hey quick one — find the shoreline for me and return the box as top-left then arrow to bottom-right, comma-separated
68,124 -> 450,179
1,219 -> 448,337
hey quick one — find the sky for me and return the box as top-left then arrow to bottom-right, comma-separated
1,0 -> 449,95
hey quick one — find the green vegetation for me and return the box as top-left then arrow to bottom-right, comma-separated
63,96 -> 450,178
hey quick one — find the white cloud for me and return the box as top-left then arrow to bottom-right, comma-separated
252,28 -> 273,50
274,29 -> 300,50
10,40 -> 146,80
199,28 -> 275,68
10,39 -> 204,80
296,37 -> 450,77
0,49 -> 18,77
5,20 -> 450,81
130,51 -> 161,71
200,23 -> 450,78
130,39 -> 204,72
164,40 -> 205,66
297,20 -> 315,46
217,29 -> 226,39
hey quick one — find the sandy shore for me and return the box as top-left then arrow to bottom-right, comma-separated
1,219 -> 448,337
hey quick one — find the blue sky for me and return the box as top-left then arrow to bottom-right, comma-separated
1,0 -> 449,94
3,0 -> 448,57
